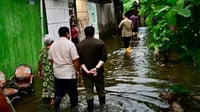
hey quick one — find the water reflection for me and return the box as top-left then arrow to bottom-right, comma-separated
104,28 -> 169,111
104,27 -> 200,111
14,27 -> 200,112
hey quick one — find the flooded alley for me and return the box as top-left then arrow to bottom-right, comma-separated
13,27 -> 200,112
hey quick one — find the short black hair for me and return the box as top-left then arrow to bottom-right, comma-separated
58,26 -> 69,37
124,12 -> 129,17
84,26 -> 95,37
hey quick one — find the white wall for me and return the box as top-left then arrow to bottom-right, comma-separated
44,0 -> 70,40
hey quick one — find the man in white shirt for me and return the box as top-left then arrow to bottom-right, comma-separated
49,26 -> 80,112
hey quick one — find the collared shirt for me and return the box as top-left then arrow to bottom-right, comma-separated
78,37 -> 107,73
49,37 -> 79,79
118,18 -> 133,37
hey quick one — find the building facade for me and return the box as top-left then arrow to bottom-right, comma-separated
43,0 -> 117,40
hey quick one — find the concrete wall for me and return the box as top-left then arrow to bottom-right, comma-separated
76,0 -> 89,40
96,3 -> 116,33
76,1 -> 116,39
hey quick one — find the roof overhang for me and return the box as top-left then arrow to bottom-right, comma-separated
88,0 -> 112,4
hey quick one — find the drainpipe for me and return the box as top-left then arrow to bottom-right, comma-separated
73,0 -> 77,18
40,0 -> 44,47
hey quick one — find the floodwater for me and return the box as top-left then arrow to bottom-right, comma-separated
13,27 -> 200,112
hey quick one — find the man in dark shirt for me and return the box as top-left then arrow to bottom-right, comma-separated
77,26 -> 108,111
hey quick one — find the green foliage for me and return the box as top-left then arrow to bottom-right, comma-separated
0,0 -> 42,78
169,84 -> 191,96
165,9 -> 176,25
122,0 -> 137,13
139,0 -> 200,65
147,20 -> 171,50
173,6 -> 191,17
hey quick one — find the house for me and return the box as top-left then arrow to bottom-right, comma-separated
43,0 -> 117,40
0,0 -> 122,77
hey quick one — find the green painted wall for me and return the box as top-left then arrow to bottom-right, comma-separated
0,0 -> 42,78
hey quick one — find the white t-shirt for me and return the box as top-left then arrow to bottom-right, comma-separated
49,37 -> 79,79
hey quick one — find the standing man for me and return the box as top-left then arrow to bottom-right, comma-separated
49,26 -> 80,112
77,26 -> 108,111
118,12 -> 133,53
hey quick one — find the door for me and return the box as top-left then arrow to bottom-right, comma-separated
44,0 -> 70,40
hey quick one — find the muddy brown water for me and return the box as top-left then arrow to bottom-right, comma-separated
13,27 -> 200,112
